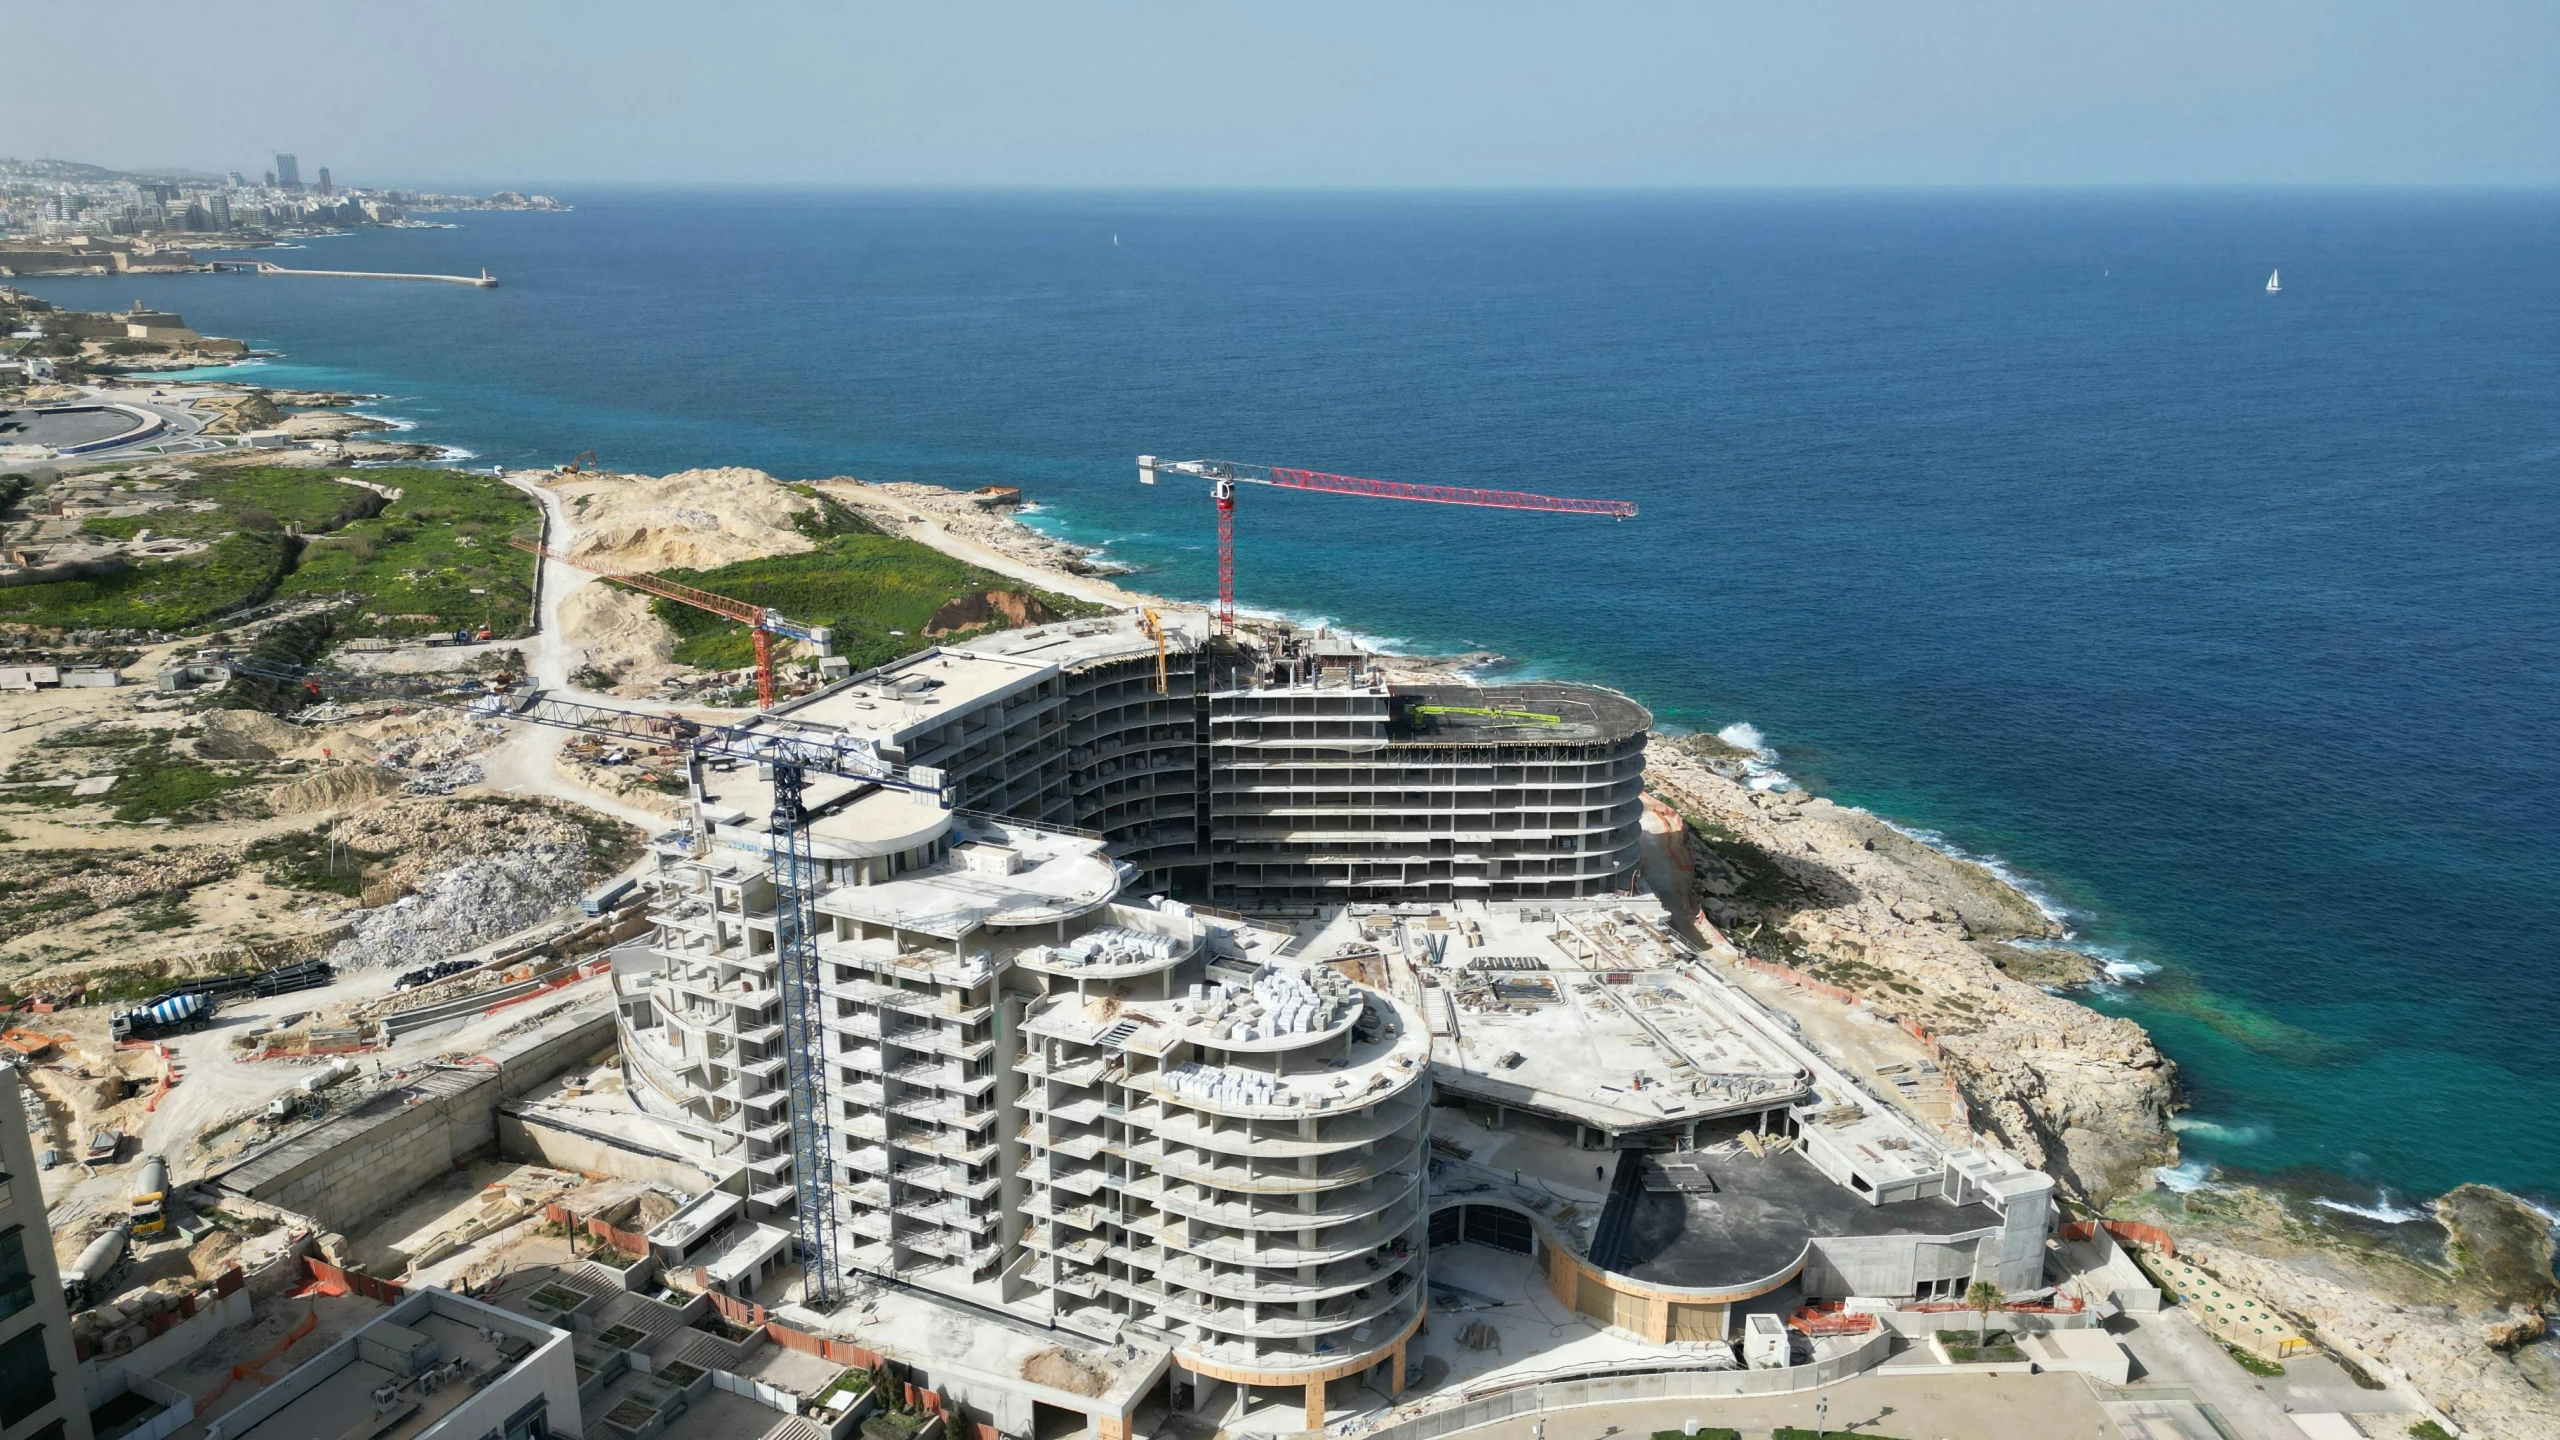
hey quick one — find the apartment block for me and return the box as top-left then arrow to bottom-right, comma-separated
0,1069 -> 88,1440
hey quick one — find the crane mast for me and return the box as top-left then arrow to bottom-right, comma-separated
1138,456 -> 1637,628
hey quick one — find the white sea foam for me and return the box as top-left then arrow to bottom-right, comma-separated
349,411 -> 418,433
2155,1160 -> 2216,1194
433,445 -> 478,462
2169,1115 -> 2269,1147
2312,1193 -> 2430,1225
1880,818 -> 2077,929
1711,721 -> 1795,791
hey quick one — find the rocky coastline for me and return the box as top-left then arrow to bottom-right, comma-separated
1637,730 -> 2557,1437
570,473 -> 2556,1433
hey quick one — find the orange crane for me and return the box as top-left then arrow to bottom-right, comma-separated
511,538 -> 832,710
1138,456 -> 1637,628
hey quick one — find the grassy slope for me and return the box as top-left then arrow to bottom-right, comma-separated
647,498 -> 1106,673
6,466 -> 535,635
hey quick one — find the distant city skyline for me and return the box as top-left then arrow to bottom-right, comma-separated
4,1 -> 2556,188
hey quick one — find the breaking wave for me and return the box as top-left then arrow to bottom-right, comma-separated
1714,722 -> 1795,791
2312,1193 -> 2430,1225
2154,1160 -> 2216,1193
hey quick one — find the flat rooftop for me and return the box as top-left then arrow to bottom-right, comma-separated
772,647 -> 1051,746
213,1291 -> 561,1440
1604,1139 -> 2001,1290
956,609 -> 1209,669
1389,682 -> 1650,746
815,818 -> 1128,939
1307,902 -> 1810,1136
771,1279 -> 1172,1417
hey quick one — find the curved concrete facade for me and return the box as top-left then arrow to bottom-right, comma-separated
1012,945 -> 1432,1380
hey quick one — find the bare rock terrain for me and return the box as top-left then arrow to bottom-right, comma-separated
1645,735 -> 2176,1202
546,466 -> 819,571
2164,1183 -> 2559,1440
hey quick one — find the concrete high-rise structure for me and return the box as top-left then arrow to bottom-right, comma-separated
0,1069 -> 93,1440
272,153 -> 300,190
316,168 -> 332,195
613,612 -> 2054,1433
797,614 -> 1650,908
623,798 -> 1432,1422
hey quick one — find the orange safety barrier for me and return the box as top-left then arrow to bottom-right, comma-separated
145,1044 -> 180,1111
199,1306 -> 320,1407
1786,1304 -> 1877,1336
586,1218 -> 650,1258
301,1257 -> 405,1303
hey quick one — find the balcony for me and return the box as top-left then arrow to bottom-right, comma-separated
1133,1170 -> 1420,1231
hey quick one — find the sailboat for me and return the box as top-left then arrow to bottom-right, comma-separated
2265,269 -> 2281,293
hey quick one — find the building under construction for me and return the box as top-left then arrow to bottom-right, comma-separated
611,611 -> 2063,1434
758,612 -> 1651,909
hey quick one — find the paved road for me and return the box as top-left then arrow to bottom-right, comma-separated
1387,1371 -> 2114,1440
476,473 -> 694,839
2103,1308 -> 2417,1439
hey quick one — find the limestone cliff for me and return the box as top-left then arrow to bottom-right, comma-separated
1645,736 -> 2176,1203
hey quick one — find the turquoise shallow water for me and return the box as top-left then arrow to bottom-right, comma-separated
34,189 -> 2560,1215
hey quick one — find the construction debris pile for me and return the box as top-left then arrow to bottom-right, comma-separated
328,843 -> 590,972
320,799 -> 632,972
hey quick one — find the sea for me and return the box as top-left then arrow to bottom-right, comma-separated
25,188 -> 2559,1221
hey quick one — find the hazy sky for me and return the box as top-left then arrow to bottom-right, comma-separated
5,1 -> 2554,188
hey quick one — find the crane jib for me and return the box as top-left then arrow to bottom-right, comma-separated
1265,466 -> 1638,518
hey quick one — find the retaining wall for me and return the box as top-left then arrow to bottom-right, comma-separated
212,1009 -> 616,1233
501,1106 -> 723,1191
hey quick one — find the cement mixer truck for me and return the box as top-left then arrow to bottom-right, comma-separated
109,991 -> 212,1042
129,1156 -> 170,1238
62,1221 -> 130,1308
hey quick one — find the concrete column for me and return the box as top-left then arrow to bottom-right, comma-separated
1389,1341 -> 1407,1397
1304,1376 -> 1326,1430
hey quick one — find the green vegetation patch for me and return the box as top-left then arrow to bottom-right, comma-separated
1652,1429 -> 1740,1440
244,827 -> 385,897
862,1414 -> 925,1440
0,466 -> 535,637
275,467 -> 538,637
647,531 -> 1105,675
1936,1328 -> 2025,1363
2221,1341 -> 2286,1377
0,529 -> 290,632
3,726 -> 263,824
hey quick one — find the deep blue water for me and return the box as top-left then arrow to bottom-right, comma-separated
29,189 -> 2560,1212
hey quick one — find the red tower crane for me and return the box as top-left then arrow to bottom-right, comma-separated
511,538 -> 831,711
1137,456 -> 1638,628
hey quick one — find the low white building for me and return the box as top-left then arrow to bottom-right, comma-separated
201,1288 -> 577,1440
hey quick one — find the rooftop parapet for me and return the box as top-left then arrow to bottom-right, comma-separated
814,820 -> 1127,939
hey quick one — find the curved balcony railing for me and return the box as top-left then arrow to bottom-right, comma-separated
1152,1094 -> 1427,1160
1139,1168 -> 1420,1232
